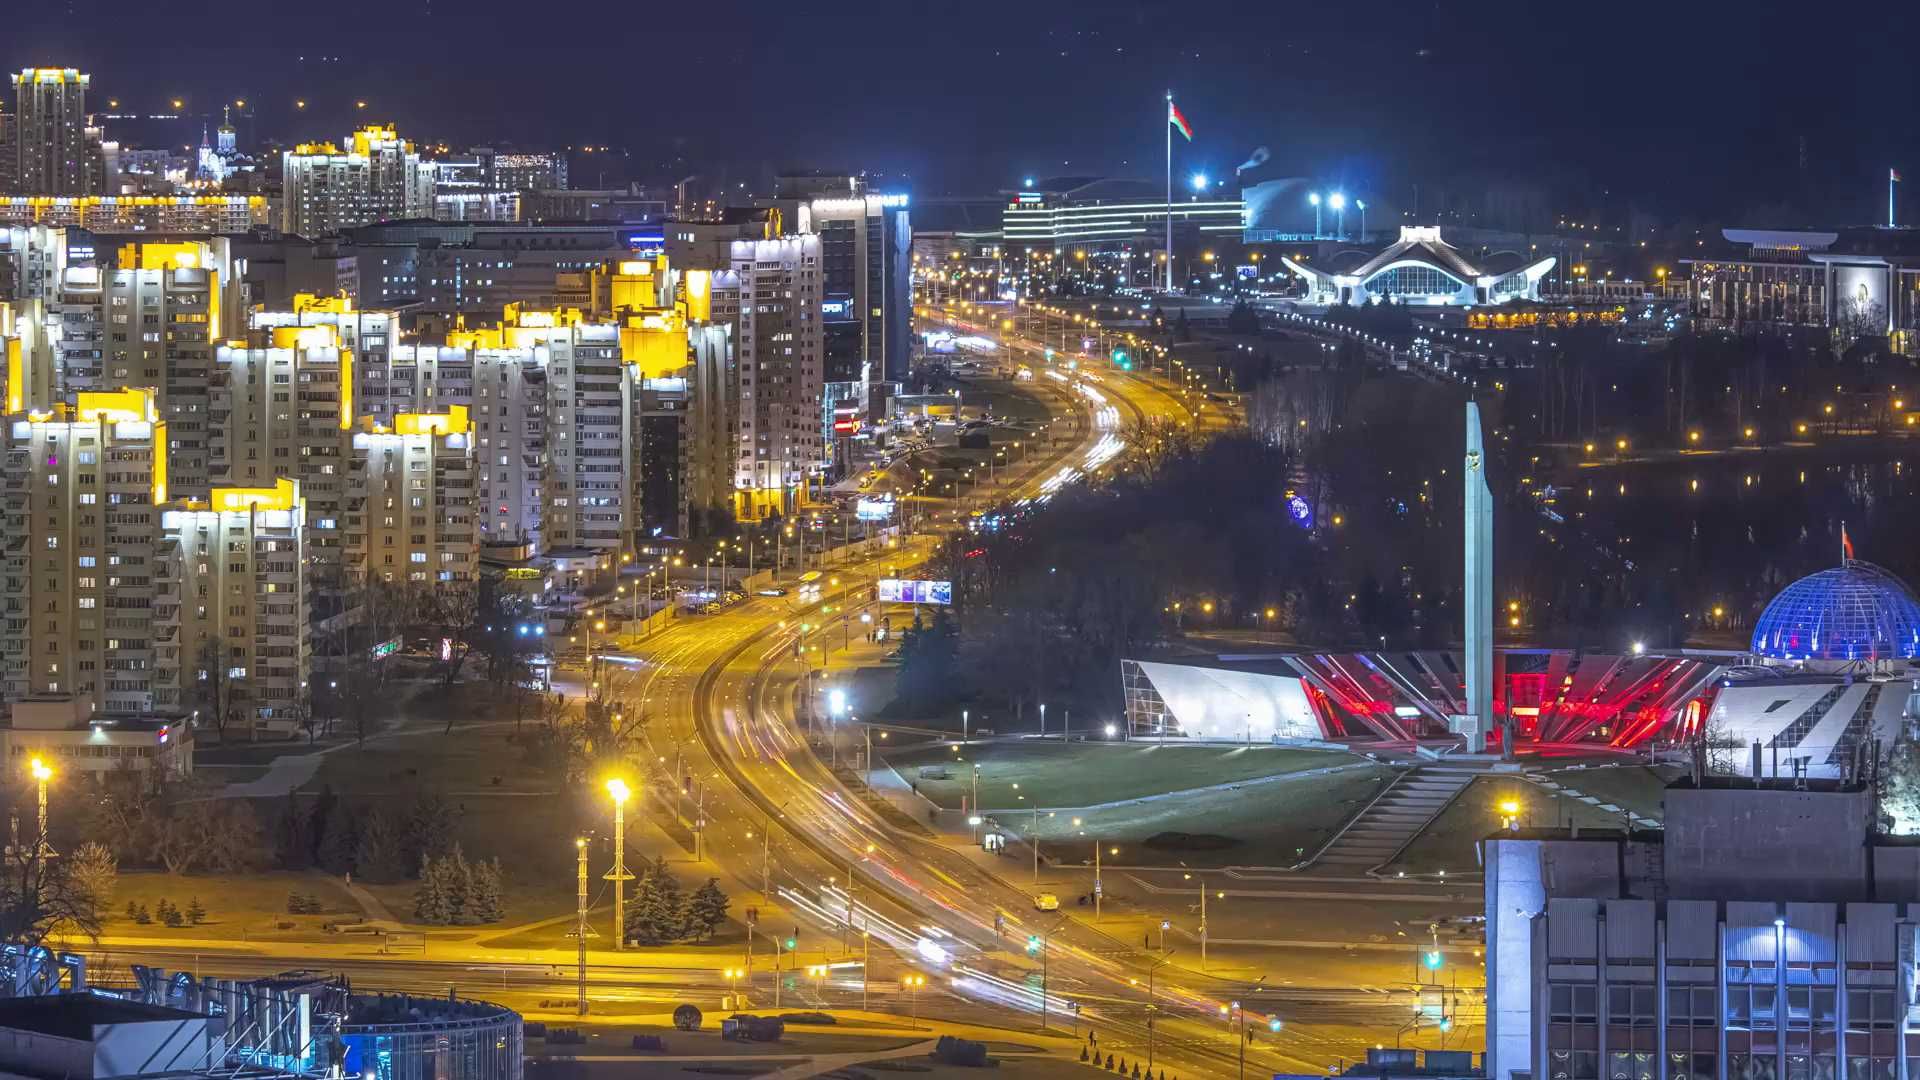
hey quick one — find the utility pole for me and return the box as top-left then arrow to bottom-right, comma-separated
1032,806 -> 1041,883
1094,842 -> 1102,920
1201,884 -> 1209,969
573,838 -> 590,1016
605,780 -> 633,950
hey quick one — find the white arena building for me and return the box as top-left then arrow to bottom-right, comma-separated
1281,225 -> 1555,306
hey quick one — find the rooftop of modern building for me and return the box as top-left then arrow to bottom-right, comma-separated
1689,225 -> 1920,262
0,993 -> 204,1040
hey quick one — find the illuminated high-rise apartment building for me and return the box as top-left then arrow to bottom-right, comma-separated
50,239 -> 241,500
345,408 -> 478,585
154,479 -> 309,738
210,329 -> 349,574
8,68 -> 108,196
729,235 -> 822,518
282,125 -> 431,237
0,390 -> 169,714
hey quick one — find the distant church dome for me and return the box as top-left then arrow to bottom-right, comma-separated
1751,560 -> 1920,662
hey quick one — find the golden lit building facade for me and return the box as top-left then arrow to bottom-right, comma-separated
346,408 -> 478,584
1,390 -> 169,714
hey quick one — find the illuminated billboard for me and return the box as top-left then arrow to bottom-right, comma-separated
856,495 -> 895,521
877,578 -> 952,605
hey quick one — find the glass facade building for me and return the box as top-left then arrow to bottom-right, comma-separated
338,994 -> 523,1080
1750,562 -> 1920,662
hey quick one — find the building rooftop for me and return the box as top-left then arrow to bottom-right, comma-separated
0,993 -> 203,1040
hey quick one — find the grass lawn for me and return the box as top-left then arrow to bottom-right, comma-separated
1012,763 -> 1393,868
295,684 -> 592,925
98,870 -> 362,938
1380,776 -> 1635,878
1543,764 -> 1681,821
879,741 -> 1363,812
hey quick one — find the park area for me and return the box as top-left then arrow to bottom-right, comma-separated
878,740 -> 1366,812
1379,763 -> 1680,878
879,740 -> 1394,868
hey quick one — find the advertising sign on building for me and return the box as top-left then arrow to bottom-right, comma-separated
877,578 -> 952,605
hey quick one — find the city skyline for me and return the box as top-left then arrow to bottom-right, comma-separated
7,0 -> 1920,220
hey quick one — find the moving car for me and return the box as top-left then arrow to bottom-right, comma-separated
1033,893 -> 1060,911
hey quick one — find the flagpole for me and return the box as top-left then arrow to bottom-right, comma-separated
1165,89 -> 1173,293
1891,170 -> 1898,229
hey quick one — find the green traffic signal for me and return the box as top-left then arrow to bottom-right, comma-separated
786,938 -> 798,950
1423,950 -> 1443,970
1025,935 -> 1041,954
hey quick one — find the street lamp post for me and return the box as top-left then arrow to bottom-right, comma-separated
844,842 -> 875,955
605,779 -> 634,949
573,837 -> 589,1016
1309,192 -> 1322,238
1330,192 -> 1347,241
901,973 -> 925,1019
1146,948 -> 1173,1074
29,757 -> 54,859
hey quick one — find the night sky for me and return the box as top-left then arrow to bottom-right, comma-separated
14,0 -> 1920,220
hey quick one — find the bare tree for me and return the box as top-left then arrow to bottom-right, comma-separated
191,636 -> 248,741
410,579 -> 484,694
0,847 -> 100,949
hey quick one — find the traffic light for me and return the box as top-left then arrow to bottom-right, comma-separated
1268,1017 -> 1282,1033
1423,950 -> 1444,970
1110,347 -> 1131,370
1026,935 -> 1041,955
1439,1016 -> 1453,1033
785,936 -> 798,951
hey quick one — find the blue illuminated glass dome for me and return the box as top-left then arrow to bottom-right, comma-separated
1751,560 -> 1920,662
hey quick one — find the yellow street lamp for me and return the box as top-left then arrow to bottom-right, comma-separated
28,757 -> 53,858
605,777 -> 634,947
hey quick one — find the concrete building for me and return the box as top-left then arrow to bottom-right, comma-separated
666,208 -> 784,272
0,225 -> 68,301
209,329 -> 350,571
809,192 -> 912,385
154,479 -> 309,738
50,239 -> 244,500
730,235 -> 822,518
2,299 -> 58,414
1682,228 -> 1920,354
345,407 -> 478,585
0,195 -> 268,233
0,389 -> 168,714
0,993 -> 212,1079
344,220 -> 631,313
8,69 -> 108,196
281,125 -> 432,237
1485,777 -> 1920,1080
0,695 -> 191,778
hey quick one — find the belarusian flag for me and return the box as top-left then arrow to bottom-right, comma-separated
1168,101 -> 1193,141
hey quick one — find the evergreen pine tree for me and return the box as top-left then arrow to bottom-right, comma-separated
469,857 -> 505,923
412,854 -> 454,924
353,808 -> 407,883
186,897 -> 207,925
134,903 -> 151,925
687,878 -> 730,940
125,900 -> 140,921
627,855 -> 686,944
446,845 -> 476,924
316,803 -> 359,875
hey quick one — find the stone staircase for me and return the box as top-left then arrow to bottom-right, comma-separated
1311,766 -> 1478,873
